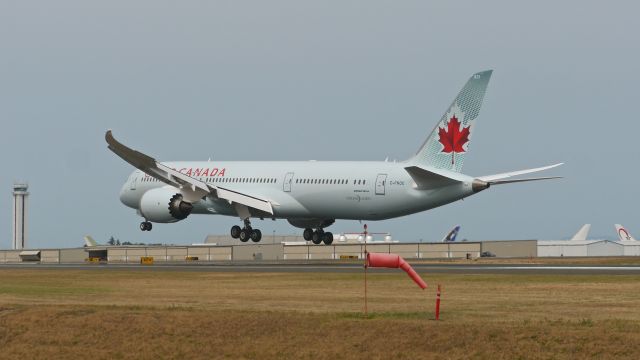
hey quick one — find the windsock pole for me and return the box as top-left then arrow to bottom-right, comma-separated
435,284 -> 441,320
364,224 -> 368,317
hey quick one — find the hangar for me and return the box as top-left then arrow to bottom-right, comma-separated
0,238 -> 536,264
537,240 -> 640,257
2,237 -> 639,264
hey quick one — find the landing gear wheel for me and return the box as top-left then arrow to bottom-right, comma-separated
230,225 -> 242,239
140,221 -> 152,231
323,232 -> 334,245
250,229 -> 262,242
312,230 -> 324,245
239,229 -> 251,242
303,228 -> 314,241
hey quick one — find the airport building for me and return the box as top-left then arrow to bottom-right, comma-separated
0,238 -> 537,264
2,236 -> 639,264
537,240 -> 640,257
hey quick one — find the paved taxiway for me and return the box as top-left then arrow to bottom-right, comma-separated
2,263 -> 640,275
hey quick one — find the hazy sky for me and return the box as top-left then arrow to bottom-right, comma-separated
1,0 -> 638,248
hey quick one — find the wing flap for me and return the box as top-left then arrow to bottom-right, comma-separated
217,187 -> 274,215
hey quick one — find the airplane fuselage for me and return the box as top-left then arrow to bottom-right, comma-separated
119,160 -> 477,223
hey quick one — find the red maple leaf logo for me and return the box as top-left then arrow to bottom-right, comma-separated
438,115 -> 470,164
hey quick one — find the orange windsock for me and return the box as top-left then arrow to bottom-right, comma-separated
366,252 -> 427,289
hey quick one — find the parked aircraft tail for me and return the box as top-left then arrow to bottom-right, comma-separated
412,70 -> 492,173
442,225 -> 461,242
570,224 -> 591,241
84,235 -> 98,247
615,224 -> 636,241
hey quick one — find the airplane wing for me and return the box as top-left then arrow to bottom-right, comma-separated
105,130 -> 273,215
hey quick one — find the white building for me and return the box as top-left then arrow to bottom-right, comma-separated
537,240 -> 640,257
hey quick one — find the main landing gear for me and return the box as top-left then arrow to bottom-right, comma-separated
230,219 -> 262,243
303,228 -> 333,245
140,221 -> 153,231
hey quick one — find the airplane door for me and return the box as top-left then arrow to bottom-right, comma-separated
283,172 -> 294,192
130,176 -> 137,190
375,174 -> 387,195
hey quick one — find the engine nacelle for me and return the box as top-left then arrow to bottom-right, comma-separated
139,188 -> 193,223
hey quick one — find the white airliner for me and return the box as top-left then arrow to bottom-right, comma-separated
107,70 -> 562,245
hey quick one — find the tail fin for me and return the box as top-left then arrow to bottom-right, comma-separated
615,224 -> 636,241
412,70 -> 492,172
442,225 -> 461,242
570,224 -> 591,241
84,235 -> 98,247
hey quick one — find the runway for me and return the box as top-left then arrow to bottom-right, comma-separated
2,262 -> 640,275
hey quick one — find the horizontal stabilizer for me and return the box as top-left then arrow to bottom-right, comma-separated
488,176 -> 563,185
405,166 -> 463,190
478,163 -> 563,182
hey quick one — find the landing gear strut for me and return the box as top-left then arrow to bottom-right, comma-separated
140,221 -> 152,231
230,219 -> 262,243
305,228 -> 333,245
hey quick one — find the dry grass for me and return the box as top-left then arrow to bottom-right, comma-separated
413,256 -> 640,265
0,269 -> 639,359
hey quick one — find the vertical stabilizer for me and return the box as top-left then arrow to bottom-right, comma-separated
412,70 -> 492,172
84,235 -> 98,247
615,224 -> 636,241
570,224 -> 591,241
442,225 -> 461,242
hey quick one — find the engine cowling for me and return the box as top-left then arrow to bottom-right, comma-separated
139,188 -> 193,223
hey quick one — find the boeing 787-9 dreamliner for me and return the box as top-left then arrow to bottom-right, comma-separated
107,70 -> 562,245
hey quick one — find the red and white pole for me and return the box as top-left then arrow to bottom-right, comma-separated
364,224 -> 368,317
435,284 -> 441,320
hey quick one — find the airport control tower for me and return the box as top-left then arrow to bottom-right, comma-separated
12,183 -> 29,250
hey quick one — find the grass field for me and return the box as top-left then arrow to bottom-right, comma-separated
1,268 -> 639,359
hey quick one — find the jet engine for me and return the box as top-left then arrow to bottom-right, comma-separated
139,188 -> 193,223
